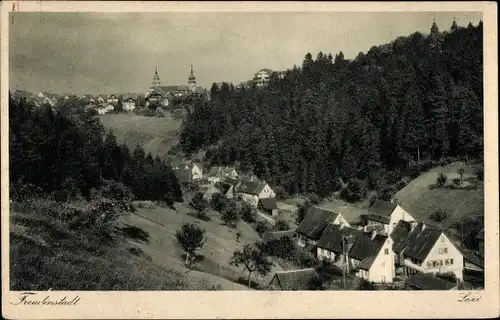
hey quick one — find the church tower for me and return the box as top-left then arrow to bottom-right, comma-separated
188,65 -> 196,92
152,66 -> 161,87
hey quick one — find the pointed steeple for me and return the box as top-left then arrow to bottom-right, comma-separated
152,66 -> 161,87
188,65 -> 196,80
188,64 -> 196,92
451,16 -> 458,31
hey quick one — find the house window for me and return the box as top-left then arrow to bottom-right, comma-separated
449,258 -> 454,265
427,261 -> 433,268
384,248 -> 389,255
382,276 -> 386,283
438,260 -> 443,266
441,235 -> 445,242
443,248 -> 448,254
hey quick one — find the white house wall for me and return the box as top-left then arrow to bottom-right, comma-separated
420,233 -> 464,280
389,205 -> 416,234
364,237 -> 395,283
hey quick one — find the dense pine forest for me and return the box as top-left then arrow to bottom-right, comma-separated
179,21 -> 483,197
9,95 -> 183,203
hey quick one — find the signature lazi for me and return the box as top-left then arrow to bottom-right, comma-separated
11,292 -> 81,306
457,292 -> 481,302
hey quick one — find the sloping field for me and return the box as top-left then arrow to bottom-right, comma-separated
98,114 -> 182,160
117,202 -> 285,288
395,162 -> 484,228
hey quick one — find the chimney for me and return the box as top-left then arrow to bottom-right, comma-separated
371,230 -> 377,240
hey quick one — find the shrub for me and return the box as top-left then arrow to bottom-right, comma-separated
377,185 -> 397,201
274,219 -> 290,231
293,250 -> 317,268
308,194 -> 321,205
340,178 -> 367,202
273,185 -> 288,200
240,203 -> 257,223
358,278 -> 377,290
451,178 -> 461,187
258,236 -> 297,260
296,200 -> 312,224
92,180 -> 135,211
254,221 -> 270,237
436,172 -> 447,187
428,209 -> 449,223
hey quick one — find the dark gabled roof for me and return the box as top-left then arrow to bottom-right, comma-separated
316,224 -> 362,254
393,222 -> 442,261
224,177 -> 240,186
462,250 -> 484,268
238,180 -> 266,196
391,220 -> 412,247
365,213 -> 390,224
296,207 -> 338,240
219,182 -> 233,195
368,200 -> 397,216
263,229 -> 296,241
259,198 -> 278,210
270,268 -> 316,290
406,273 -> 457,290
256,68 -> 273,75
174,169 -> 191,182
348,233 -> 387,267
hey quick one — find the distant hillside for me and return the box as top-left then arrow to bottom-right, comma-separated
99,114 -> 182,160
395,162 -> 484,228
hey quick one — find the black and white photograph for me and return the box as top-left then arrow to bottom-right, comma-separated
1,1 -> 498,319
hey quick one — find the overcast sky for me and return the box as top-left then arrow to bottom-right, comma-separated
9,11 -> 482,95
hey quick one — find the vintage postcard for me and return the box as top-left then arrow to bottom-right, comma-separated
1,1 -> 498,319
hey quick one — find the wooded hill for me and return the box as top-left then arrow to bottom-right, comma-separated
179,20 -> 483,197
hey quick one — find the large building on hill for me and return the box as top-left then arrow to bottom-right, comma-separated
145,65 -> 204,107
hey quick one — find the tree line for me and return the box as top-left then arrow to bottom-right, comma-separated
179,21 -> 483,198
9,95 -> 183,203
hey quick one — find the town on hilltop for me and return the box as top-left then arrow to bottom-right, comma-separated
9,16 -> 486,293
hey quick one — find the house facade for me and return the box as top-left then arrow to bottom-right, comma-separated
296,207 -> 350,248
392,222 -> 464,280
206,166 -> 238,184
123,98 -> 136,111
253,69 -> 273,87
353,235 -> 395,283
365,202 -> 416,235
237,180 -> 275,207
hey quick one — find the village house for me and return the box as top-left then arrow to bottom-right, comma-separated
316,224 -> 362,263
253,68 -> 273,87
258,198 -> 279,217
206,166 -> 238,185
268,268 -> 316,290
391,221 -> 464,280
462,250 -> 484,273
107,95 -> 119,104
236,180 -> 275,207
37,92 -> 59,107
123,97 -> 136,112
201,184 -> 224,202
169,157 -> 203,181
349,231 -> 395,283
364,200 -> 416,235
296,206 -> 350,248
405,272 -> 458,290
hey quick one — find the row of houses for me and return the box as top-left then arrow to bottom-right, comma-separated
171,160 -> 279,216
268,200 -> 484,290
